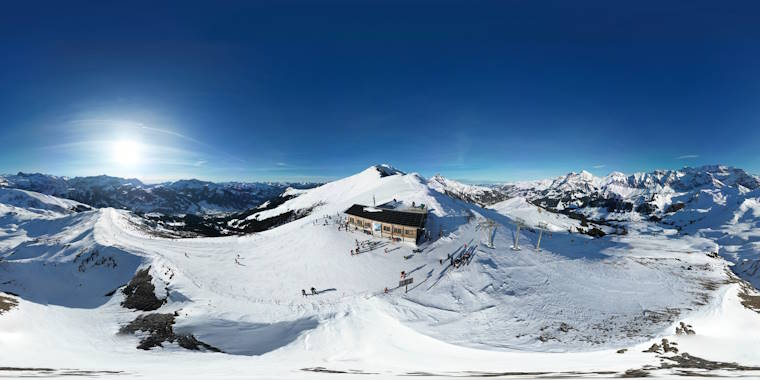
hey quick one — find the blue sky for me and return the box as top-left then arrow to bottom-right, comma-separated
1,1 -> 759,183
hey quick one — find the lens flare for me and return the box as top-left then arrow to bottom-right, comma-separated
112,140 -> 141,165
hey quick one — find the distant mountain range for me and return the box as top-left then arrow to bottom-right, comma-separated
431,165 -> 760,287
0,172 -> 320,215
433,165 -> 760,218
3,163 -> 760,375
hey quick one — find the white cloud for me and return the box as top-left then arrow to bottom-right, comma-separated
592,164 -> 606,169
676,154 -> 699,159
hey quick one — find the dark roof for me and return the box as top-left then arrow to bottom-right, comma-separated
344,204 -> 426,228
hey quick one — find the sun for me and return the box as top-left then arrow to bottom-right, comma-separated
112,140 -> 141,165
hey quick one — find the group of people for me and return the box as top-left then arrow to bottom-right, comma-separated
301,287 -> 318,296
452,251 -> 472,268
351,238 -> 383,256
314,213 -> 344,227
439,244 -> 474,269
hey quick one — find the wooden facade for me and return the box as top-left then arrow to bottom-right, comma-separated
347,215 -> 420,243
344,204 -> 427,245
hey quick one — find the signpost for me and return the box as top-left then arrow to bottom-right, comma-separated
399,277 -> 414,293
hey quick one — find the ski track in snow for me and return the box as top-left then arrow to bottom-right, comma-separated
1,166 -> 759,378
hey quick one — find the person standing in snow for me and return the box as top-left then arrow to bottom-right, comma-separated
311,287 -> 317,295
302,289 -> 307,297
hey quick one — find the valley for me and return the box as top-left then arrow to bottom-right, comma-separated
1,165 -> 760,378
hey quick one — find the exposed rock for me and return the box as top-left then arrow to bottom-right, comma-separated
660,353 -> 760,371
121,268 -> 166,311
621,368 -> 650,377
1,172 -> 318,215
138,200 -> 319,238
676,322 -> 695,335
661,338 -> 678,354
538,333 -> 556,342
118,312 -> 220,352
665,203 -> 685,214
0,293 -> 18,315
738,283 -> 760,313
644,343 -> 662,353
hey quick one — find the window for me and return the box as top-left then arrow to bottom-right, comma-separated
364,221 -> 371,228
405,229 -> 415,236
383,225 -> 391,232
349,217 -> 354,223
393,227 -> 402,234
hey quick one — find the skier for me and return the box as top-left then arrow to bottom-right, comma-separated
400,271 -> 406,279
301,289 -> 307,297
311,287 -> 317,295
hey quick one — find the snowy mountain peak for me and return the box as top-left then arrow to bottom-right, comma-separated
426,174 -> 511,206
0,172 -> 320,215
3,163 -> 760,376
373,164 -> 405,177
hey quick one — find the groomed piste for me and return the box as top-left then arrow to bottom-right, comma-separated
1,165 -> 760,379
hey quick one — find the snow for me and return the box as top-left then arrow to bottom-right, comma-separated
0,172 -> 314,215
490,197 -> 580,232
672,284 -> 760,365
1,165 -> 760,378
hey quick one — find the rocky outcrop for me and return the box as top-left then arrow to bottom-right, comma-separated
121,268 -> 166,311
119,312 -> 220,352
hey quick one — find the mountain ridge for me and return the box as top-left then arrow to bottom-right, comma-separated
0,172 -> 320,215
1,163 -> 760,377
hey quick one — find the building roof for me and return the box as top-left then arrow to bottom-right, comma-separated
344,204 -> 426,228
376,200 -> 427,213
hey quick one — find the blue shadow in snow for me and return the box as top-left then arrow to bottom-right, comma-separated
177,317 -> 319,356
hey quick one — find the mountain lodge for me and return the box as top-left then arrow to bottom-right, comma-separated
344,200 -> 428,245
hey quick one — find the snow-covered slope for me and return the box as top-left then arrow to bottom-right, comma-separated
0,187 -> 91,219
492,165 -> 760,288
0,188 -> 94,252
1,165 -> 759,378
427,174 -> 510,206
499,165 -> 760,213
0,172 -> 319,215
